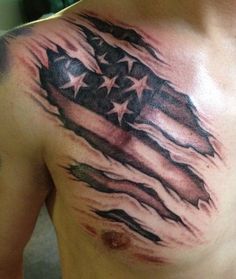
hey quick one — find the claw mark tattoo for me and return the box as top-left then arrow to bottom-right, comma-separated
95,209 -> 161,244
34,13 -> 218,247
69,163 -> 181,223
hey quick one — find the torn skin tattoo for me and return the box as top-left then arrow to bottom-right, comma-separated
36,14 -> 218,247
94,209 -> 162,244
69,163 -> 182,223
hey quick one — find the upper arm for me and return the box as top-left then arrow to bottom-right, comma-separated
0,31 -> 51,272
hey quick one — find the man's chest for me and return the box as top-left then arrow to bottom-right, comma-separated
15,10 -> 236,273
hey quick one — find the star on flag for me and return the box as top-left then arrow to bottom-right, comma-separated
98,53 -> 109,64
107,99 -> 133,125
54,56 -> 71,69
125,76 -> 152,101
118,55 -> 137,72
99,76 -> 119,95
60,72 -> 88,98
92,36 -> 103,46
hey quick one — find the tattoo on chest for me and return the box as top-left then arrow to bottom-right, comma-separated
30,13 -> 219,262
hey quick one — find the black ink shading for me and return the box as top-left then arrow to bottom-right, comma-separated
80,13 -> 162,62
37,14 -> 217,242
69,163 -> 182,222
0,26 -> 32,76
94,209 -> 161,244
0,36 -> 8,75
6,26 -> 32,38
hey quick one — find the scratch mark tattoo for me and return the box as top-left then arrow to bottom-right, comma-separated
94,209 -> 161,244
69,164 -> 183,223
31,13 -> 219,248
79,14 -> 162,62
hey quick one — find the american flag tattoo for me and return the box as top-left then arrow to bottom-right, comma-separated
37,13 -> 218,245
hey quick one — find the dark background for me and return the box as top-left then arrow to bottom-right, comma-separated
24,207 -> 62,279
22,0 -> 78,21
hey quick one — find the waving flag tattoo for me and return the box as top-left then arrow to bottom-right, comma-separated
38,14 -> 217,244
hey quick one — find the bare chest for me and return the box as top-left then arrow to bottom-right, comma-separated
19,11 -> 236,273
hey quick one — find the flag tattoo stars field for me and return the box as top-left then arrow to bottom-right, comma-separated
38,14 -> 218,245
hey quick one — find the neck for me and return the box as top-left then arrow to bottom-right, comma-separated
130,0 -> 236,37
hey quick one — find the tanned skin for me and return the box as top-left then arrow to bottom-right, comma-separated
1,1 -> 236,278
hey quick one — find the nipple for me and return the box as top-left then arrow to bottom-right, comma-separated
101,230 -> 131,250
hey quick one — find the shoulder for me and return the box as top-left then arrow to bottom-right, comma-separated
0,11 -> 95,156
0,23 -> 46,155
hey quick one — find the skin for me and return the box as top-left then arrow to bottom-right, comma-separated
1,0 -> 236,278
